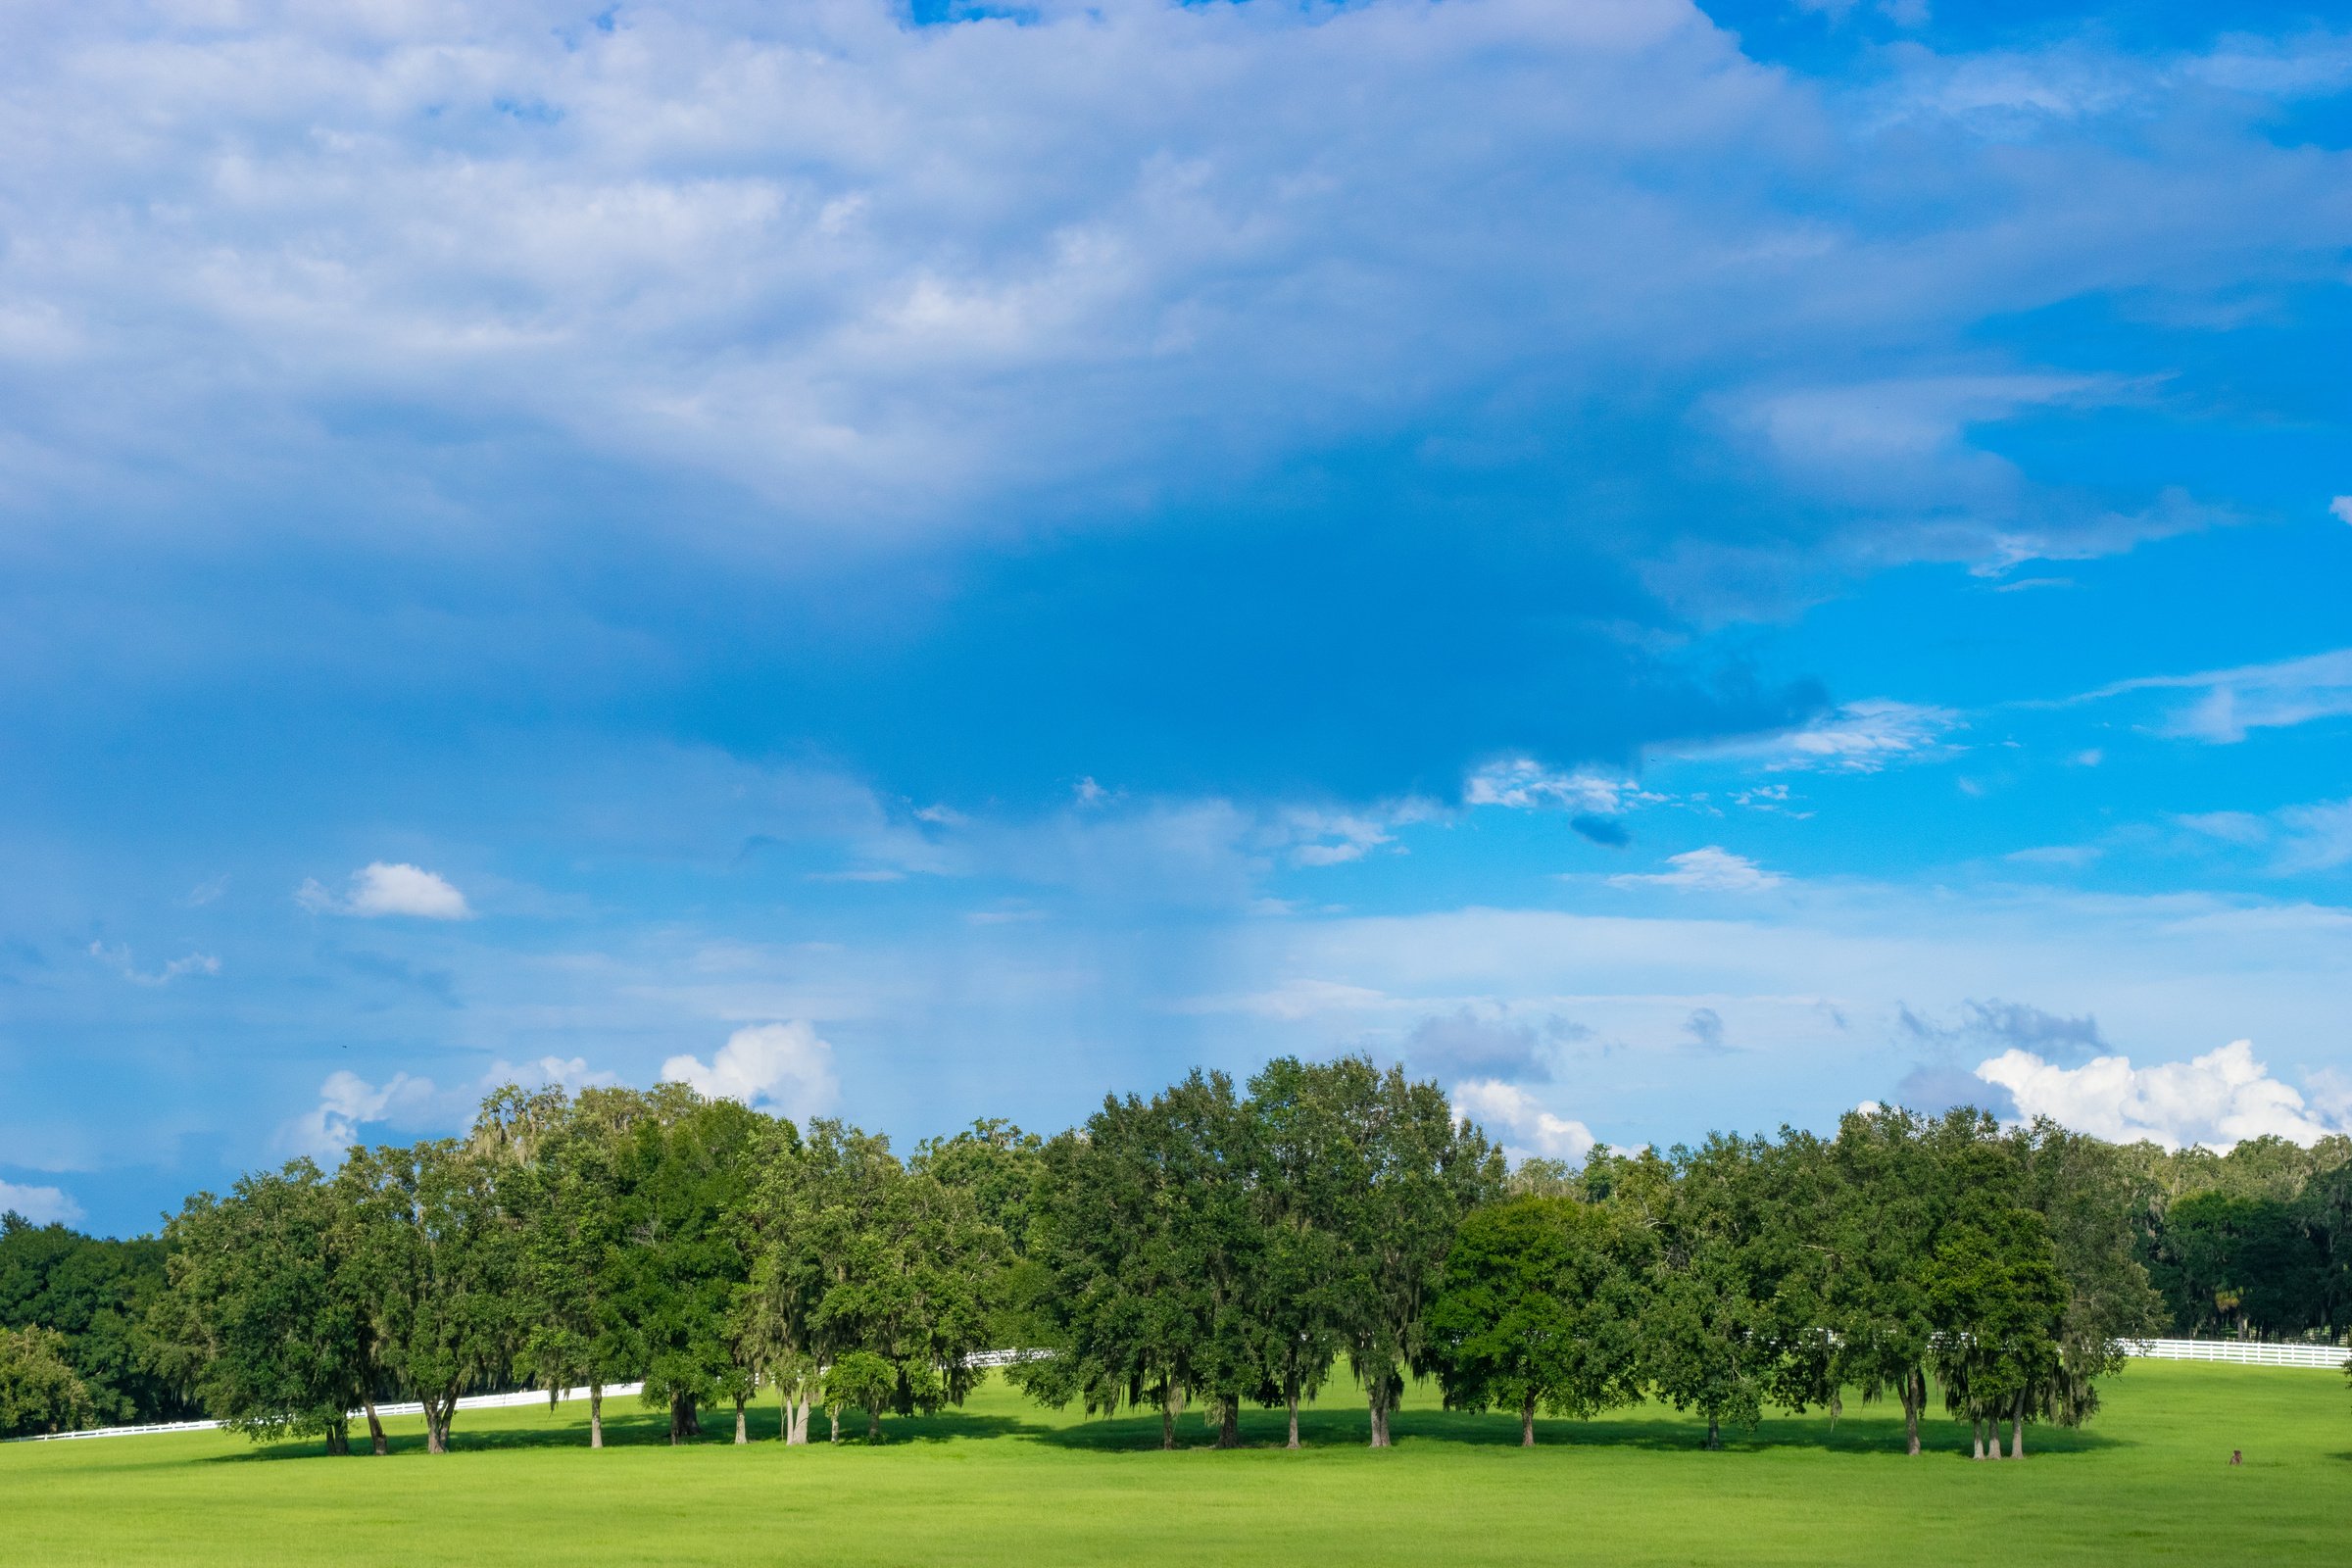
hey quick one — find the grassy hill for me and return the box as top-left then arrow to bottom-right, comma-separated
5,1361 -> 2346,1565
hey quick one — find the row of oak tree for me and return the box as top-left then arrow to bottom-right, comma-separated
112,1057 -> 2157,1455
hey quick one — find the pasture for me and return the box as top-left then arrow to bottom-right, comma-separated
6,1361 -> 2345,1566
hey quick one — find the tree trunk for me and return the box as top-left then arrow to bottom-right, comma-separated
589,1386 -> 604,1450
828,1404 -> 841,1444
735,1395 -> 749,1445
1160,1383 -> 1179,1451
1217,1400 -> 1240,1449
2010,1398 -> 2025,1460
325,1419 -> 349,1456
1286,1387 -> 1300,1451
424,1396 -> 451,1455
1368,1400 -> 1392,1449
1901,1370 -> 1922,1457
1521,1393 -> 1537,1447
365,1398 -> 387,1456
1972,1420 -> 1984,1461
866,1408 -> 881,1443
787,1394 -> 808,1446
1705,1416 -> 1720,1451
669,1392 -> 699,1446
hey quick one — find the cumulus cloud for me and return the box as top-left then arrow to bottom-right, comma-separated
297,862 -> 472,919
86,941 -> 220,986
1608,846 -> 1783,892
0,1178 -> 83,1225
281,1070 -> 446,1160
1976,1039 -> 2341,1151
662,1021 -> 840,1120
279,1054 -> 612,1159
1450,1079 -> 1596,1163
2330,496 -> 2351,525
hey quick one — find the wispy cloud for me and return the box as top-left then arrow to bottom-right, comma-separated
86,941 -> 220,987
2083,648 -> 2352,742
1465,760 -> 1661,814
1608,846 -> 1784,892
2176,796 -> 2352,873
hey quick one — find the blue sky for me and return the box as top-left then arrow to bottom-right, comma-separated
1,0 -> 2347,1235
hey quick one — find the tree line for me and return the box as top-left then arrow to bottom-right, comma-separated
7,1055 -> 2305,1454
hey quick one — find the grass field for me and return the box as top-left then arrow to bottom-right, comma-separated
7,1362 -> 2349,1565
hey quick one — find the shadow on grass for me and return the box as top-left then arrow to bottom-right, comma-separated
214,1391 -> 2126,1464
214,1403 -> 1045,1463
1030,1403 -> 2128,1459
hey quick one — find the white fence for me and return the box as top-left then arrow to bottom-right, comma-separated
2126,1337 -> 2349,1369
4,1380 -> 652,1445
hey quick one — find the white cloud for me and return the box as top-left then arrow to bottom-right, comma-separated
278,1054 -> 614,1160
2175,797 -> 2352,874
1760,700 -> 1962,773
1277,803 -> 1432,867
1450,1079 -> 1596,1163
2085,648 -> 2352,743
2329,496 -> 2351,525
0,1178 -> 83,1225
281,1069 -> 446,1160
86,941 -> 220,986
1976,1039 -> 2340,1151
1608,846 -> 1783,892
1466,760 -> 1661,813
297,861 -> 472,919
662,1021 -> 840,1120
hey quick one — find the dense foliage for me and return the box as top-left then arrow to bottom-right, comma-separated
0,1214 -> 196,1427
22,1054 -> 2351,1457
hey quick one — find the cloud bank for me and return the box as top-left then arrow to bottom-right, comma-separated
1977,1039 -> 2342,1152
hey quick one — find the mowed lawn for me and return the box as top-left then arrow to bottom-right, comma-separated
7,1362 -> 2348,1566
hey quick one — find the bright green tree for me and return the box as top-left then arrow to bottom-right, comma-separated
0,1323 -> 96,1437
1426,1195 -> 1645,1445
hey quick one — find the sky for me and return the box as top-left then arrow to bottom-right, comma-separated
0,0 -> 2347,1236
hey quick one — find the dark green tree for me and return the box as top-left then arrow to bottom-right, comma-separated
0,1214 -> 192,1426
512,1086 -> 659,1447
1016,1071 -> 1266,1448
1298,1055 -> 1504,1447
607,1087 -> 765,1445
337,1139 -> 520,1454
149,1160 -> 369,1453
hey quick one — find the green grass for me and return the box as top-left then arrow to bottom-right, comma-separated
7,1362 -> 2349,1565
